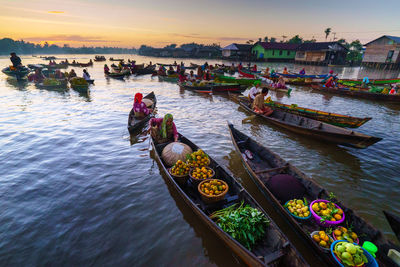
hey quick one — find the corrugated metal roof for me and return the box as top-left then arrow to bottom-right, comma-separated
364,35 -> 400,46
296,42 -> 348,51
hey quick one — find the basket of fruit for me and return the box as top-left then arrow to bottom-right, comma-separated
284,198 -> 311,220
198,179 -> 228,204
186,149 -> 210,168
331,240 -> 377,267
311,230 -> 333,251
333,227 -> 359,244
189,166 -> 215,186
310,199 -> 345,227
169,160 -> 190,185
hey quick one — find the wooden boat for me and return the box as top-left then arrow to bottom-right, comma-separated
157,75 -> 178,83
105,71 -> 126,79
2,66 -> 30,79
217,75 -> 261,86
339,78 -> 400,85
151,134 -> 309,267
133,65 -> 156,75
228,123 -> 400,267
237,98 -> 381,148
94,56 -> 106,62
275,73 -> 328,79
384,211 -> 400,242
109,57 -> 124,61
35,78 -> 68,89
127,92 -> 156,134
262,84 -> 292,95
263,101 -> 371,128
311,84 -> 400,102
190,63 -> 199,68
239,69 -> 257,78
179,82 -> 242,94
79,62 -> 93,67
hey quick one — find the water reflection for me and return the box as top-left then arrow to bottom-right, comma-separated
6,77 -> 28,90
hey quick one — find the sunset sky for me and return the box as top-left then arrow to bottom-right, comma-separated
1,0 -> 400,48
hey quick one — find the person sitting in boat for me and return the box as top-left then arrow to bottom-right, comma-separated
282,67 -> 289,75
252,64 -> 257,72
173,61 -> 177,66
54,69 -> 65,79
299,68 -> 306,75
89,59 -> 93,64
324,76 -> 336,88
273,76 -> 286,89
133,93 -> 152,119
83,69 -> 91,81
187,70 -> 196,81
167,66 -> 175,76
252,88 -> 273,116
72,60 -> 76,64
10,52 -> 22,69
28,69 -> 45,83
361,77 -> 370,88
176,65 -> 181,73
178,70 -> 186,83
158,65 -> 166,76
204,70 -> 211,81
248,81 -> 261,101
104,64 -> 110,74
264,67 -> 270,76
389,84 -> 397,94
230,63 -> 235,71
65,59 -> 69,64
238,62 -> 243,70
69,69 -> 77,79
49,60 -> 56,66
149,114 -> 178,144
197,66 -> 203,78
270,68 -> 277,78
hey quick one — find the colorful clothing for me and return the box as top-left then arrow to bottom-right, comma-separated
133,93 -> 150,117
149,116 -> 178,142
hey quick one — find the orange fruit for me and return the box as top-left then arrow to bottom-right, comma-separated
334,230 -> 342,236
313,235 -> 320,243
334,214 -> 342,220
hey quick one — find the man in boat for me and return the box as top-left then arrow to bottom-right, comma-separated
149,114 -> 178,144
104,64 -> 110,74
299,68 -> 306,75
68,69 -> 77,79
83,69 -> 91,81
248,81 -> 261,101
253,88 -> 273,116
187,70 -> 196,81
133,93 -> 152,119
230,63 -> 235,71
167,66 -> 176,76
10,52 -> 22,69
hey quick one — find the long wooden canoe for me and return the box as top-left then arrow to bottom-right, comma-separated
384,211 -> 400,242
217,75 -> 261,86
127,92 -> 156,134
228,123 -> 400,267
151,134 -> 309,267
157,75 -> 178,83
237,98 -> 381,148
311,84 -> 400,102
179,82 -> 242,94
264,101 -> 371,128
339,78 -> 400,85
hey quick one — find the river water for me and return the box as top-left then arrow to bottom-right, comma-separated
0,54 -> 399,266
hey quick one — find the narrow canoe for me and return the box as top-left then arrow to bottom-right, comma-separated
239,69 -> 257,78
275,73 -> 328,79
2,67 -> 30,79
339,78 -> 400,85
264,101 -> 371,128
127,92 -> 156,134
35,78 -> 68,89
228,123 -> 400,267
383,211 -> 400,242
151,134 -> 309,267
217,75 -> 261,86
311,84 -> 400,102
157,75 -> 178,83
237,98 -> 381,148
179,82 -> 242,94
105,72 -> 125,79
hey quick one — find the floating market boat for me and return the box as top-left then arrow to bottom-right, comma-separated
228,123 -> 400,267
384,211 -> 400,242
109,57 -> 124,61
237,98 -> 381,148
157,75 -> 179,83
275,72 -> 328,79
311,84 -> 400,102
151,134 -> 309,267
179,81 -> 242,94
263,100 -> 372,128
339,78 -> 400,86
35,78 -> 68,89
2,66 -> 30,79
239,69 -> 259,78
133,65 -> 156,75
94,56 -> 106,62
127,92 -> 156,134
216,75 -> 261,86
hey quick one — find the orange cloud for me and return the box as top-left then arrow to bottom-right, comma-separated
48,11 -> 64,14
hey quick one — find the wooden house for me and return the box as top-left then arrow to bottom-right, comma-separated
295,42 -> 348,65
222,43 -> 252,60
251,42 -> 299,61
362,35 -> 400,69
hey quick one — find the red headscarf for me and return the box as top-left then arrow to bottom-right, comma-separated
134,93 -> 143,103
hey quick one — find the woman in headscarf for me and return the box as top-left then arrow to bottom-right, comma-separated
133,93 -> 151,118
104,64 -> 110,74
149,114 -> 178,143
299,68 -> 306,75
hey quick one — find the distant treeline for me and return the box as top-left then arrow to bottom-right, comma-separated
0,38 -> 137,55
138,42 -> 222,58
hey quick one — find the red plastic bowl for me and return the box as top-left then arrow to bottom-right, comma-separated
309,199 -> 345,227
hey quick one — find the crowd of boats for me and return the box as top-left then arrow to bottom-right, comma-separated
2,54 -> 400,266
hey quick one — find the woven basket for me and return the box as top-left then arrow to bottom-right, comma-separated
197,179 -> 229,204
189,167 -> 215,186
168,168 -> 189,185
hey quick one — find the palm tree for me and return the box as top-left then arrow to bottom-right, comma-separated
324,28 -> 331,40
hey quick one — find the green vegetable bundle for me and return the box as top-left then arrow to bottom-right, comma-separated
210,202 -> 270,250
43,78 -> 61,86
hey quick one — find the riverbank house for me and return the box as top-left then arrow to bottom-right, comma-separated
295,42 -> 348,65
251,42 -> 299,62
362,35 -> 400,69
222,43 -> 252,60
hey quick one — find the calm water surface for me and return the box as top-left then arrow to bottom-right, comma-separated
0,55 -> 399,266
